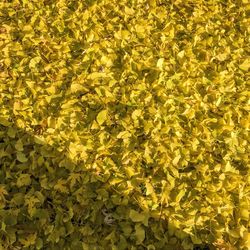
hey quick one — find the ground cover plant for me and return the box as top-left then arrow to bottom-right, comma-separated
0,0 -> 249,249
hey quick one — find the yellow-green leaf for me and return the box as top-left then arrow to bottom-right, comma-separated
0,117 -> 10,126
135,224 -> 145,244
17,152 -> 28,163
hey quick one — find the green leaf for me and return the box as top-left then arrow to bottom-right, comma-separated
4,214 -> 17,226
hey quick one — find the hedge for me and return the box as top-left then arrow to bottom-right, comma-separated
0,0 -> 249,249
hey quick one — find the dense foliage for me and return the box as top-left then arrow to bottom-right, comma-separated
0,0 -> 249,249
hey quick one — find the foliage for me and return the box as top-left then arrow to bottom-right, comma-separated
0,0 -> 249,249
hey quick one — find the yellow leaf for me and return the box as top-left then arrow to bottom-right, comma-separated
124,6 -> 135,15
109,177 -> 123,185
225,161 -> 239,174
100,55 -> 113,67
182,108 -> 195,119
70,83 -> 86,93
91,120 -> 100,129
135,25 -> 145,34
144,143 -> 153,163
177,50 -> 185,59
239,59 -> 250,71
87,72 -> 107,80
172,155 -> 181,166
240,208 -> 249,221
175,189 -> 186,203
117,131 -> 131,139
96,110 -> 108,125
124,167 -> 135,178
243,232 -> 250,249
216,52 -> 228,62
29,56 -> 41,69
145,182 -> 154,196
157,58 -> 164,69
132,109 -> 142,121
121,30 -> 131,40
